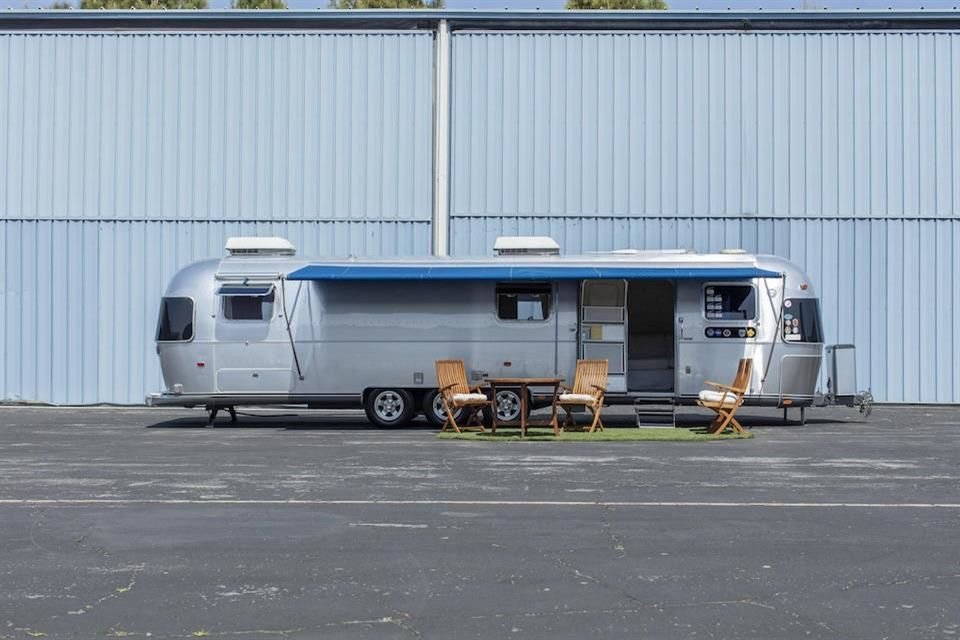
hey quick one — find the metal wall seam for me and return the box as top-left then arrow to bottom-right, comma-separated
0,31 -> 434,223
432,20 -> 452,257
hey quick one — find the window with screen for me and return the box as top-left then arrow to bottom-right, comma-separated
221,288 -> 275,321
703,285 -> 756,321
496,284 -> 551,321
157,297 -> 194,341
783,298 -> 823,343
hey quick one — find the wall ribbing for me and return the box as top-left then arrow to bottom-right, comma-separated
0,31 -> 434,404
449,31 -> 960,403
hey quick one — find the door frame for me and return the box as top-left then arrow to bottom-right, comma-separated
623,278 -> 677,394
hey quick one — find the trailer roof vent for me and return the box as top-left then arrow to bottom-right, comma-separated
493,236 -> 560,257
719,248 -> 747,255
225,237 -> 296,257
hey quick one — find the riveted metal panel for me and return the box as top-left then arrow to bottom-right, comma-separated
0,220 -> 430,405
450,31 -> 960,220
0,31 -> 434,222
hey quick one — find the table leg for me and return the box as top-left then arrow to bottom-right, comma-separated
490,382 -> 498,434
520,384 -> 527,438
549,382 -> 560,436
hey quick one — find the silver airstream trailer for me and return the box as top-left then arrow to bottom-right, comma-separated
148,236 -> 855,427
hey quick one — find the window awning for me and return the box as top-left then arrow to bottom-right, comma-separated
216,284 -> 275,296
286,264 -> 782,281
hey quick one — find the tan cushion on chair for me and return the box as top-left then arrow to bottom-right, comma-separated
452,393 -> 488,403
698,390 -> 739,405
559,393 -> 597,404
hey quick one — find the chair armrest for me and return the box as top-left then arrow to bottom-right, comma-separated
559,384 -> 572,392
438,383 -> 459,393
469,384 -> 489,393
590,384 -> 607,393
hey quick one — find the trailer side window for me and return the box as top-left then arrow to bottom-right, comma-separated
220,286 -> 275,321
157,297 -> 194,342
496,284 -> 551,321
704,285 -> 755,321
782,298 -> 823,343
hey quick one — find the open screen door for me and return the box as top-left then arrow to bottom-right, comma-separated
580,280 -> 627,393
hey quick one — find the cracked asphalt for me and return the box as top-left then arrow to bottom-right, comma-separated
1,405 -> 959,639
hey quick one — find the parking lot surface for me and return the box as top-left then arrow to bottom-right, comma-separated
0,405 -> 958,639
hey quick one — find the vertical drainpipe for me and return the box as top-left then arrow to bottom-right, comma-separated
432,19 -> 451,257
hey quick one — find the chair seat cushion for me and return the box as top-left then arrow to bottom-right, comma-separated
559,393 -> 597,404
452,392 -> 488,404
698,390 -> 739,405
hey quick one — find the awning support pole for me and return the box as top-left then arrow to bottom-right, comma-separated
280,278 -> 305,381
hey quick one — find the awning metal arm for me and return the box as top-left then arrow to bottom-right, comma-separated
279,277 -> 305,381
760,274 -> 786,391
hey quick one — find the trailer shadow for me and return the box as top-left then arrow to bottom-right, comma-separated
679,411 -> 861,429
144,407 -> 859,431
145,412 -> 437,431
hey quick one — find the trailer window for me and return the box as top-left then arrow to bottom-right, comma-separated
704,285 -> 755,321
157,297 -> 194,342
222,290 -> 275,321
497,284 -> 551,321
783,298 -> 823,343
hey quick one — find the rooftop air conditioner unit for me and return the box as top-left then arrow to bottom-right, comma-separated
493,236 -> 560,257
225,237 -> 296,257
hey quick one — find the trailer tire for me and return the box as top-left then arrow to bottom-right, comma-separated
422,390 -> 465,428
364,389 -> 415,428
493,388 -> 527,424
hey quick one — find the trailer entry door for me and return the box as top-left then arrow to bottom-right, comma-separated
626,281 -> 675,393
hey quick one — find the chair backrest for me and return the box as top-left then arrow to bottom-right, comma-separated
572,359 -> 609,396
730,358 -> 754,394
436,360 -> 470,397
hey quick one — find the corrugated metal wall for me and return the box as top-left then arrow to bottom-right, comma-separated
450,31 -> 960,404
2,27 -> 958,404
0,31 -> 434,404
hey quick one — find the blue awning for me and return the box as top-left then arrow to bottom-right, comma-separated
286,264 -> 782,282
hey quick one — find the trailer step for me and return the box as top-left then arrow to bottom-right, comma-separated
633,398 -> 676,429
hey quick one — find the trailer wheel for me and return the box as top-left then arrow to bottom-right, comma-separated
493,388 -> 526,423
422,390 -> 465,428
364,389 -> 415,428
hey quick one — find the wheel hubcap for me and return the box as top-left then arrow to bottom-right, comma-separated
374,391 -> 404,421
433,393 -> 464,422
432,394 -> 447,420
496,391 -> 521,422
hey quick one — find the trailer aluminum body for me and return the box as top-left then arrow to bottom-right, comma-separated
148,237 -> 831,427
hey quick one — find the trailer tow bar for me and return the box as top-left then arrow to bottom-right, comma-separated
206,406 -> 238,425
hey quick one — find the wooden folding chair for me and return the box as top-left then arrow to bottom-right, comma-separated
696,358 -> 753,435
557,359 -> 608,433
435,360 -> 491,433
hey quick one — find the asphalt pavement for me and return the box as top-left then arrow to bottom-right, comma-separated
0,405 -> 958,639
